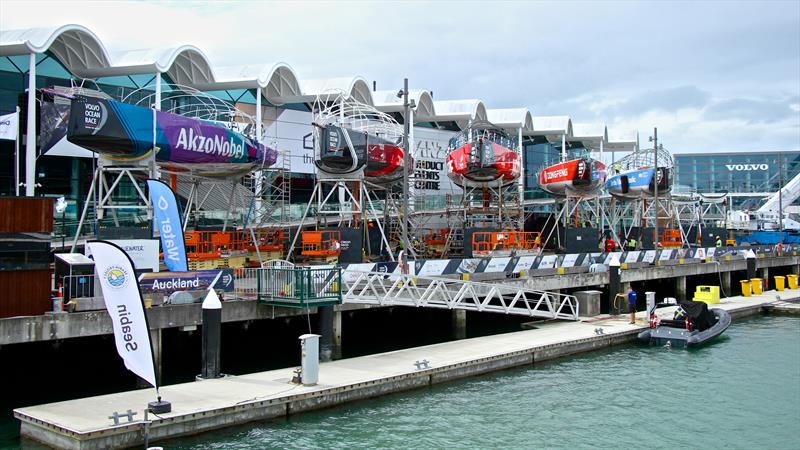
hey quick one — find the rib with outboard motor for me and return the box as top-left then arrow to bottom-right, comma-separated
638,300 -> 731,347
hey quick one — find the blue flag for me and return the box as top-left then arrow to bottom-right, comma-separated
147,179 -> 188,272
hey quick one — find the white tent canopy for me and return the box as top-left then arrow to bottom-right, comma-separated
530,116 -> 573,142
0,24 -> 111,78
286,77 -> 374,105
571,123 -> 608,150
195,63 -> 302,105
373,89 -> 436,122
0,23 -> 643,151
605,129 -> 639,153
431,99 -> 487,129
487,108 -> 534,133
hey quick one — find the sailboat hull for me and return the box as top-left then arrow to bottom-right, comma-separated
538,158 -> 606,196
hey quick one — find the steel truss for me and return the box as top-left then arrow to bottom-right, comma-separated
71,158 -> 155,251
606,194 -> 677,244
339,271 -> 579,320
537,194 -> 608,251
286,175 -> 395,261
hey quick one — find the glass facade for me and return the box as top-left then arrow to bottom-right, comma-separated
522,138 -> 560,198
673,151 -> 800,209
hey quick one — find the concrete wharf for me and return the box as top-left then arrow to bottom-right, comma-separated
2,252 -> 797,346
14,288 -> 799,450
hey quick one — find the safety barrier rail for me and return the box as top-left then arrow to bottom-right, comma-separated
340,270 -> 579,320
257,266 -> 342,307
58,274 -> 96,301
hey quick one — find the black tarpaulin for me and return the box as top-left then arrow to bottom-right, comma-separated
680,301 -> 716,331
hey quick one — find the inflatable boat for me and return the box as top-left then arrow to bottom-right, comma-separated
637,301 -> 731,347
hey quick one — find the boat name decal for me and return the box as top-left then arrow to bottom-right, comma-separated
543,168 -> 569,181
725,164 -> 768,171
176,127 -> 244,159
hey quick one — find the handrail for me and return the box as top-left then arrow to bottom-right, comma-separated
339,270 -> 579,320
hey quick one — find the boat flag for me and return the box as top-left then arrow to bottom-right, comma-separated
87,241 -> 157,388
147,179 -> 188,272
0,111 -> 18,140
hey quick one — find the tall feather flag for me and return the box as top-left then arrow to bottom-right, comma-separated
147,179 -> 188,272
87,241 -> 157,388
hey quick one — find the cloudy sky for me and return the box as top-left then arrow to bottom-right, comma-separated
1,0 -> 798,153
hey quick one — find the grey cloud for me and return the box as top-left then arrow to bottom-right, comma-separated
704,96 -> 800,124
618,86 -> 712,116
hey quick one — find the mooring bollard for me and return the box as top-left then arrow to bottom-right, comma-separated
746,249 -> 757,281
608,254 -> 621,315
199,289 -> 222,380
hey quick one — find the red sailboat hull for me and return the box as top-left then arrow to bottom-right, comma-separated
446,141 -> 520,187
538,158 -> 606,196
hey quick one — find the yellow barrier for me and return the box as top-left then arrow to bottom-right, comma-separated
740,280 -> 752,297
750,278 -> 763,295
693,285 -> 720,304
788,274 -> 798,289
775,276 -> 785,291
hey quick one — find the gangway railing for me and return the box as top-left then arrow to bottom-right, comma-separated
256,266 -> 342,307
339,271 -> 579,320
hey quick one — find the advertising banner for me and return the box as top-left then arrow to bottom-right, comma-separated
138,269 -> 234,294
87,241 -> 156,388
147,179 -> 188,272
412,127 -> 462,196
263,108 -> 315,174
86,239 -> 159,272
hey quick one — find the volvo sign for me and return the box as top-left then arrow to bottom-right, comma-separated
725,164 -> 769,171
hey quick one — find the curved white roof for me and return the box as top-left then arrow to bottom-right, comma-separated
193,62 -> 302,105
372,89 -> 436,122
292,77 -> 374,105
116,45 -> 215,85
1,23 -> 637,138
487,108 -> 534,132
605,129 -> 639,152
529,115 -> 573,142
0,24 -> 111,77
431,99 -> 487,129
571,123 -> 608,150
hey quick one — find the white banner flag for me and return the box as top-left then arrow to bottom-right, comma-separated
87,241 -> 157,388
0,111 -> 18,141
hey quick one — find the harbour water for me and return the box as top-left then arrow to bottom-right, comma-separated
164,315 -> 800,450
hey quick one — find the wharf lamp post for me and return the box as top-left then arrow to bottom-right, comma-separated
397,79 -> 417,267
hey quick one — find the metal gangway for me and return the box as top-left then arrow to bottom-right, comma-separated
339,270 -> 579,320
757,171 -> 800,215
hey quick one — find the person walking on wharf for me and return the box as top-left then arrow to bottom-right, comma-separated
627,286 -> 637,324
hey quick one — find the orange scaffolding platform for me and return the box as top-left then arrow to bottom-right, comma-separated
472,231 -> 541,257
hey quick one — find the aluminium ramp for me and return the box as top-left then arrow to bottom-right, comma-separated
340,270 -> 579,320
757,171 -> 800,214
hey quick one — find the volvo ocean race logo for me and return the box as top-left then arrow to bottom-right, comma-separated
725,164 -> 768,171
104,265 -> 129,289
82,101 -> 108,135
